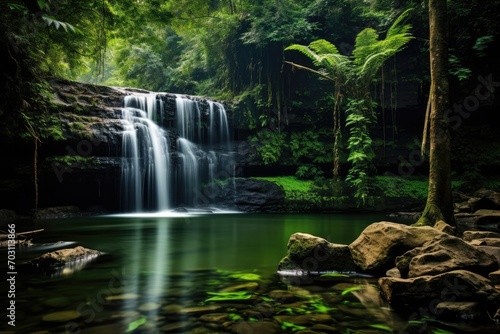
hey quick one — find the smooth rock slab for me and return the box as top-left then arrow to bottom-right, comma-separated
378,270 -> 500,307
349,222 -> 445,275
396,234 -> 498,278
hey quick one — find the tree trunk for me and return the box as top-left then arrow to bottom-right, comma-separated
416,0 -> 455,226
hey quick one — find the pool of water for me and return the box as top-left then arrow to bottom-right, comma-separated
1,213 -> 489,333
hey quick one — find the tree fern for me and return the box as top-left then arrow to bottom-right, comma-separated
285,8 -> 414,204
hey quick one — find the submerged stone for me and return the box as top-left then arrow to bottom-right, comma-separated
30,246 -> 101,269
41,310 -> 81,322
231,321 -> 281,334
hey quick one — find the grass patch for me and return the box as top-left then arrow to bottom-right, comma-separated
253,176 -> 313,193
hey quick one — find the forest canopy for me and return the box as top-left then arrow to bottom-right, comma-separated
1,0 -> 499,205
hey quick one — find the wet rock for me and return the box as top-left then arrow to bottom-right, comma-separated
463,230 -> 500,241
31,246 -> 101,269
42,297 -> 72,308
378,270 -> 500,307
269,290 -> 298,303
162,304 -> 183,314
434,301 -> 482,321
79,323 -> 128,334
41,310 -> 81,322
215,178 -> 285,212
179,305 -> 222,315
249,302 -> 276,317
199,313 -> 230,323
138,302 -> 160,312
105,293 -> 140,302
279,232 -> 357,273
395,234 -> 498,278
231,321 -> 281,334
349,222 -> 445,275
161,321 -> 192,332
311,323 -> 340,333
274,314 -> 332,325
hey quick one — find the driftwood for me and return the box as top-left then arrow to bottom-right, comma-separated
0,229 -> 44,247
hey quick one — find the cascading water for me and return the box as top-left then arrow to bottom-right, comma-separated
120,92 -> 234,212
121,95 -> 171,212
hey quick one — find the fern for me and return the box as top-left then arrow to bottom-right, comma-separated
285,9 -> 414,205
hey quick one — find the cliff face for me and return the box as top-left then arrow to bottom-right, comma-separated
0,79 -> 232,214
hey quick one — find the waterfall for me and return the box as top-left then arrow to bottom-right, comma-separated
121,95 -> 171,212
120,92 -> 234,212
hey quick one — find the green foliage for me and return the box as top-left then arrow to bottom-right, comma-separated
295,164 -> 324,180
369,324 -> 392,332
126,317 -> 147,332
285,9 -> 413,205
229,273 -> 261,281
289,130 -> 331,164
280,321 -> 307,332
373,176 -> 428,201
21,112 -> 65,142
241,0 -> 315,47
449,53 -> 472,81
341,286 -> 364,296
345,99 -> 375,204
248,130 -> 286,165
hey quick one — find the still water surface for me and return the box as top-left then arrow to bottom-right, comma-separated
3,213 -> 481,333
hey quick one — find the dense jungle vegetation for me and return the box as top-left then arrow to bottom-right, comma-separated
1,0 -> 500,213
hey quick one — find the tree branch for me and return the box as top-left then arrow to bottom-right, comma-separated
284,61 -> 335,82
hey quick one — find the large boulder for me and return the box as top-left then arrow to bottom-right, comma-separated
378,270 -> 500,308
395,235 -> 498,278
278,233 -> 357,273
348,222 -> 445,275
214,178 -> 285,212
